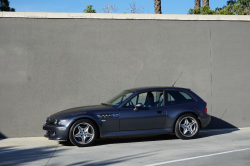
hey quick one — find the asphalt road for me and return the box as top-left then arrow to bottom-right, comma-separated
0,128 -> 250,166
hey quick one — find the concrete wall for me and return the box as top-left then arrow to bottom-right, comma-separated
0,15 -> 250,138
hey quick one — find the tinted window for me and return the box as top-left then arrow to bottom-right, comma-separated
123,95 -> 138,108
167,91 -> 195,105
105,90 -> 134,107
123,91 -> 164,108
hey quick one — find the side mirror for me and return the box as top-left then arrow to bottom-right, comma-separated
133,103 -> 143,111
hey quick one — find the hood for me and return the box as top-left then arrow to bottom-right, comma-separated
49,104 -> 112,119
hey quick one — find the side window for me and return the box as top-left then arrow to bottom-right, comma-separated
123,95 -> 137,108
167,91 -> 195,105
180,91 -> 193,100
137,92 -> 147,105
123,91 -> 164,108
153,91 -> 164,107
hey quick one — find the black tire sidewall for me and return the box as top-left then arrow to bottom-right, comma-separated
175,113 -> 200,139
69,119 -> 97,147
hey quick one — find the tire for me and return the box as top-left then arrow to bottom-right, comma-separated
69,119 -> 97,147
175,113 -> 200,139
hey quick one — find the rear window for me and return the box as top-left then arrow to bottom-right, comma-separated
166,91 -> 195,105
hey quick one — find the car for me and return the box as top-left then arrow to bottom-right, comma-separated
43,86 -> 211,147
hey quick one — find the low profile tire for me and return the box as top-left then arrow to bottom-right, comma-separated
69,119 -> 97,147
175,113 -> 200,139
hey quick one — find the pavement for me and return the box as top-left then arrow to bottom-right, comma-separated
0,128 -> 250,166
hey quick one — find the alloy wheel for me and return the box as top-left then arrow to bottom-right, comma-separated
179,116 -> 198,137
73,122 -> 95,144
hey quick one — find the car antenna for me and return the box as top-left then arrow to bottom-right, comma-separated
172,72 -> 183,87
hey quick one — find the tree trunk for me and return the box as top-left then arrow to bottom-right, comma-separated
154,0 -> 162,14
202,0 -> 209,6
194,0 -> 201,10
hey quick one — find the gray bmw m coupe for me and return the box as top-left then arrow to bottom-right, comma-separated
43,87 -> 210,147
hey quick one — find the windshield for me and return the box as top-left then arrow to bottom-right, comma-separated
103,90 -> 134,107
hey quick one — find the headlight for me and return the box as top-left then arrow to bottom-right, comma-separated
51,119 -> 67,125
58,120 -> 67,125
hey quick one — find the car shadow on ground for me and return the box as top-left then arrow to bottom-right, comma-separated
197,116 -> 239,138
59,116 -> 238,147
59,134 -> 178,147
0,132 -> 7,140
205,116 -> 238,129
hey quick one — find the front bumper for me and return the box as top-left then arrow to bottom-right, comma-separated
43,124 -> 69,140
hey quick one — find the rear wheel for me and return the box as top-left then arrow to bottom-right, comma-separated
175,113 -> 200,139
69,119 -> 97,147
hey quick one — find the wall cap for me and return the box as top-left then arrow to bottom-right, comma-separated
1,12 -> 250,21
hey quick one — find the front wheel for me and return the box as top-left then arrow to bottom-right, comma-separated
175,113 -> 200,139
69,119 -> 97,147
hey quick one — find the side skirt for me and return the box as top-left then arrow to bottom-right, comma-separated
101,128 -> 173,138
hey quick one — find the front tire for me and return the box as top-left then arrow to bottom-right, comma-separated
69,119 -> 97,147
175,113 -> 200,139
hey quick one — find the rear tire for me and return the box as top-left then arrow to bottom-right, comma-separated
175,113 -> 200,139
69,119 -> 97,147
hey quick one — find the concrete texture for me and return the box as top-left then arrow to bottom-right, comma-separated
0,17 -> 250,138
0,128 -> 250,166
0,137 -> 57,150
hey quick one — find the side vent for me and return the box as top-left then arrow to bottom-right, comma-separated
97,113 -> 119,118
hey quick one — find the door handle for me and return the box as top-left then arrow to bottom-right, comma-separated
157,110 -> 163,114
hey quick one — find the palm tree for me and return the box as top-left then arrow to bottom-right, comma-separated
195,0 -> 201,9
154,0 -> 162,14
202,0 -> 209,6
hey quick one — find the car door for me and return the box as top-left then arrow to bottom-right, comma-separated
119,91 -> 167,131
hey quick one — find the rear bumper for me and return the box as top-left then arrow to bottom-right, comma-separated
43,125 -> 69,140
200,114 -> 211,128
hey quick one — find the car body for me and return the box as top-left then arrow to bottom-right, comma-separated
43,86 -> 211,147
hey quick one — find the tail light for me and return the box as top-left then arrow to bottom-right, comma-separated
204,107 -> 207,114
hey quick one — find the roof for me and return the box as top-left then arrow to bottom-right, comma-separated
126,86 -> 189,92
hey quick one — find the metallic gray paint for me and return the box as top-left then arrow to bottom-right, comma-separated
43,87 -> 210,141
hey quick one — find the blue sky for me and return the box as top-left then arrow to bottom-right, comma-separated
10,0 -> 227,14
